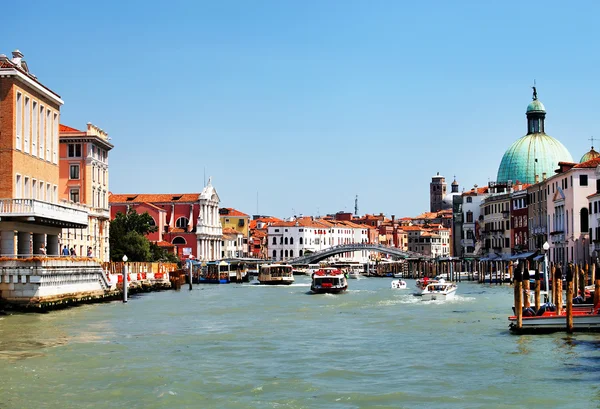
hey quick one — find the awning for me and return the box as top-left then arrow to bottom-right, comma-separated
533,255 -> 544,261
509,251 -> 538,260
480,254 -> 500,261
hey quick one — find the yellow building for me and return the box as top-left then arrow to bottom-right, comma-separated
219,208 -> 249,257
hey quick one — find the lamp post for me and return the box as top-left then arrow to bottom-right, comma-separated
543,241 -> 550,303
122,254 -> 128,303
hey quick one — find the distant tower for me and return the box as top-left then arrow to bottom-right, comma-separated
354,195 -> 359,216
451,177 -> 459,194
430,172 -> 447,212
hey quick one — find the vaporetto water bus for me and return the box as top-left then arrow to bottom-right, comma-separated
258,264 -> 295,285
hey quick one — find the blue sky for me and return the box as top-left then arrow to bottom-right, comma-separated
4,1 -> 599,219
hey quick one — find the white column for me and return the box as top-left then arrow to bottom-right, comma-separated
0,230 -> 16,256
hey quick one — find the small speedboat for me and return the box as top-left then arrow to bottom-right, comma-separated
347,270 -> 361,279
421,279 -> 457,301
391,279 -> 407,289
414,278 -> 439,295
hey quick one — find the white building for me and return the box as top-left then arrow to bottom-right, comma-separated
221,227 -> 245,258
196,178 -> 223,261
267,217 -> 369,262
545,162 -> 596,265
460,186 -> 488,257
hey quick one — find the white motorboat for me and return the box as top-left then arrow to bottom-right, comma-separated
310,268 -> 348,294
421,279 -> 457,301
391,279 -> 407,289
348,270 -> 361,279
393,273 -> 403,278
414,278 -> 439,295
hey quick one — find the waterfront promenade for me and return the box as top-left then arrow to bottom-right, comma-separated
1,277 -> 599,408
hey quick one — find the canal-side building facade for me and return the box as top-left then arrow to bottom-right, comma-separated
109,179 -> 223,261
0,50 -> 89,257
59,123 -> 113,261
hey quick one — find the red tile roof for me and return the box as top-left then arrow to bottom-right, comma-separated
109,193 -> 200,203
249,217 -> 283,230
575,157 -> 600,168
59,124 -> 82,133
220,208 -> 249,217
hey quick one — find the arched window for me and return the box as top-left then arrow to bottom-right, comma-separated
299,237 -> 303,245
581,207 -> 589,232
176,217 -> 189,229
290,250 -> 294,257
280,237 -> 283,244
299,250 -> 303,256
272,250 -> 276,259
148,217 -> 156,226
290,237 -> 294,245
284,237 -> 288,245
172,236 -> 186,245
273,237 -> 277,245
285,250 -> 288,257
280,250 -> 283,258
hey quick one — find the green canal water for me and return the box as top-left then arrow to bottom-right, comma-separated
2,276 -> 600,409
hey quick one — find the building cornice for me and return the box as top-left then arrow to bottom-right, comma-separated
0,68 -> 64,106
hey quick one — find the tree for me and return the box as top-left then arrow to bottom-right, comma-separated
150,242 -> 180,264
110,209 -> 158,262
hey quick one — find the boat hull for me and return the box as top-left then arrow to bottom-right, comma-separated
509,313 -> 600,333
258,280 -> 294,285
310,286 -> 347,294
421,289 -> 456,301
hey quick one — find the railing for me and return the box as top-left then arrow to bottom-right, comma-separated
0,198 -> 88,226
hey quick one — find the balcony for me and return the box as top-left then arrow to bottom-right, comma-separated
0,198 -> 88,228
89,207 -> 110,220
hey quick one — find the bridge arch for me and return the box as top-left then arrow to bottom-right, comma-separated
287,243 -> 428,265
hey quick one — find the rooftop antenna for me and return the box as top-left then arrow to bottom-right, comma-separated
203,167 -> 206,186
256,191 -> 259,215
354,194 -> 359,216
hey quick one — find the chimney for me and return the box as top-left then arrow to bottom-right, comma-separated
542,172 -> 547,181
534,174 -> 539,183
392,215 -> 395,222
11,49 -> 23,67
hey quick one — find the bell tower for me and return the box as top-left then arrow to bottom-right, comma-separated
430,172 -> 446,212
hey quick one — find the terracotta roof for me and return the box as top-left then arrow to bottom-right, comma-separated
249,216 -> 282,230
59,124 -> 83,133
219,208 -> 249,217
109,193 -> 200,203
0,54 -> 62,99
251,230 -> 267,238
463,186 -> 489,195
574,157 -> 600,168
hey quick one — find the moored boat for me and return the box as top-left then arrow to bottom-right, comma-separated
258,264 -> 295,285
310,267 -> 348,294
508,303 -> 600,333
199,261 -> 230,284
421,279 -> 457,301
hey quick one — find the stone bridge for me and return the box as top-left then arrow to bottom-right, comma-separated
287,243 -> 429,265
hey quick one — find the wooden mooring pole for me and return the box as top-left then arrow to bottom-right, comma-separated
513,261 -> 522,330
566,263 -> 574,334
556,265 -> 563,313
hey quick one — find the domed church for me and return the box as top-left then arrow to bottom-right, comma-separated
496,88 -> 573,184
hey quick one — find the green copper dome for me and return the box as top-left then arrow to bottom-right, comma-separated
497,134 -> 573,184
526,100 -> 546,113
497,91 -> 572,184
580,147 -> 600,163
